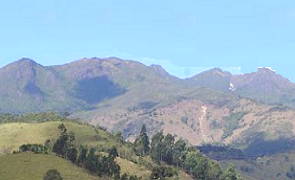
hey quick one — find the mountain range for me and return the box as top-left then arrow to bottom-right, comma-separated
1,57 -> 295,154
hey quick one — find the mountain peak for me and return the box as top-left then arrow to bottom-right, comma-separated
15,58 -> 38,66
150,64 -> 167,73
209,67 -> 224,72
198,68 -> 232,78
1,58 -> 41,71
257,67 -> 276,73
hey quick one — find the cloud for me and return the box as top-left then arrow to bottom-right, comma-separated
137,57 -> 242,78
105,52 -> 242,78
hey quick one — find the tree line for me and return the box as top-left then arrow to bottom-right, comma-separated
133,125 -> 242,180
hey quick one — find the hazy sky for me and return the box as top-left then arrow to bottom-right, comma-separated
0,0 -> 295,80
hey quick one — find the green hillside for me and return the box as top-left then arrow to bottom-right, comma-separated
0,120 -> 150,178
0,153 -> 102,180
0,119 -> 197,179
0,121 -> 126,154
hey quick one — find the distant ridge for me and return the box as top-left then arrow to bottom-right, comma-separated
1,57 -> 295,150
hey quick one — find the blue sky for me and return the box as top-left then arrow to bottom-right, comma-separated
0,0 -> 295,80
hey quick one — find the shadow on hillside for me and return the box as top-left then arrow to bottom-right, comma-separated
74,76 -> 126,104
198,137 -> 295,160
243,138 -> 295,157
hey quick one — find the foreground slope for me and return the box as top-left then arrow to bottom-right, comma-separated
0,153 -> 101,180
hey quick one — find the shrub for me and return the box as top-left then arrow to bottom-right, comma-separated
43,169 -> 63,180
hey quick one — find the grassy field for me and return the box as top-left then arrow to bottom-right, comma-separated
116,157 -> 192,180
116,157 -> 151,178
0,121 -> 126,154
0,152 -> 102,180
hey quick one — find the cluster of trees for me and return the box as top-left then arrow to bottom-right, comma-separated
77,146 -> 120,178
74,146 -> 140,179
52,124 -> 139,180
52,123 -> 78,163
133,125 -> 241,180
19,144 -> 48,154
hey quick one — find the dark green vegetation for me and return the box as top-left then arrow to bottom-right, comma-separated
51,124 -> 122,178
150,166 -> 177,179
144,130 -> 241,180
19,144 -> 49,154
134,125 -> 150,156
43,169 -> 63,180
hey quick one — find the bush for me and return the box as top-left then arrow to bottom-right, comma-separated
150,166 -> 177,179
43,169 -> 63,180
19,144 -> 48,154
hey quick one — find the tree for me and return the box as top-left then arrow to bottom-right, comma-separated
221,165 -> 240,180
184,151 -> 211,180
206,161 -> 223,180
77,146 -> 88,166
115,132 -> 124,143
85,148 -> 97,173
150,131 -> 165,162
53,124 -> 76,161
44,139 -> 52,152
19,144 -> 48,154
53,124 -> 69,157
150,166 -> 176,179
58,123 -> 67,134
43,169 -> 63,180
106,156 -> 121,179
150,132 -> 175,164
172,139 -> 187,167
134,124 -> 150,156
67,147 -> 78,163
161,134 -> 175,165
108,146 -> 119,159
